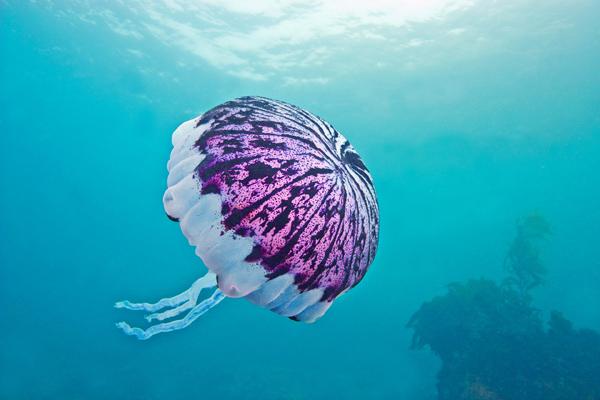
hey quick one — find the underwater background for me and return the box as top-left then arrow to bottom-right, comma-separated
1,1 -> 599,399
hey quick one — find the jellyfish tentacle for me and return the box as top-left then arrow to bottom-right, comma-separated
114,272 -> 217,313
116,288 -> 225,340
145,300 -> 192,322
145,273 -> 217,322
115,271 -> 225,340
114,289 -> 189,313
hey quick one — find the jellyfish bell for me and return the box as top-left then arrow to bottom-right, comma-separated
116,96 -> 379,339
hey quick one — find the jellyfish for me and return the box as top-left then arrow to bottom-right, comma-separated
115,96 -> 379,339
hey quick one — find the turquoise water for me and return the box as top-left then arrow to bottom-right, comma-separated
1,1 -> 599,399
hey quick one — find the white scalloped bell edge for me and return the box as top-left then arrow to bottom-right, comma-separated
162,116 -> 333,323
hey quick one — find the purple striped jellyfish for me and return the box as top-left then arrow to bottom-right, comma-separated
116,96 -> 379,339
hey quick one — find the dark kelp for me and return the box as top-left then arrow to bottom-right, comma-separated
408,215 -> 600,400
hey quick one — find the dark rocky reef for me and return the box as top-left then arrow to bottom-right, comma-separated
408,215 -> 600,400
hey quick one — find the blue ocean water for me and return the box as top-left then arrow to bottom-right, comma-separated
1,1 -> 599,399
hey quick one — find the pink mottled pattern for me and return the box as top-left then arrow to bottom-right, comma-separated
193,97 -> 379,301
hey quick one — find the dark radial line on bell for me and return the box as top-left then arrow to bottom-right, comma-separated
340,141 -> 350,154
233,103 -> 311,136
249,176 -> 323,235
299,178 -> 347,290
234,102 -> 340,163
198,103 -> 333,167
344,170 -> 369,219
320,188 -> 359,301
267,186 -> 324,246
337,200 -> 360,298
323,117 -> 339,141
273,101 -> 340,161
351,231 -> 372,290
211,129 -> 330,162
196,155 -> 258,181
252,101 -> 335,151
347,197 -> 368,288
212,122 -> 336,165
254,111 -> 338,163
348,164 -> 375,189
324,176 -> 358,293
342,175 -> 372,285
224,167 -> 334,228
207,128 -> 318,152
262,184 -> 338,273
344,162 -> 376,197
346,168 -> 377,225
